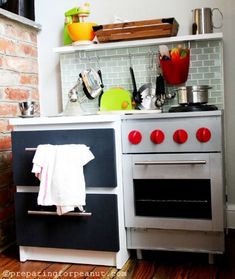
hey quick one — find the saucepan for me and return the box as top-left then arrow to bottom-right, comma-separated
176,85 -> 212,105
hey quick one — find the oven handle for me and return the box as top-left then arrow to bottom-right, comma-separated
134,160 -> 206,166
27,210 -> 92,216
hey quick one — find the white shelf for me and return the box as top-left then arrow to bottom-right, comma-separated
53,33 -> 223,54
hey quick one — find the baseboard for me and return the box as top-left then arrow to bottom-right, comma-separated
226,204 -> 235,228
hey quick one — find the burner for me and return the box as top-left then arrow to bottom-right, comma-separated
169,104 -> 218,113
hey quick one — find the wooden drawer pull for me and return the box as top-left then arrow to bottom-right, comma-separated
28,210 -> 92,216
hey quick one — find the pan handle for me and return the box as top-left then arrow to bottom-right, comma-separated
28,210 -> 92,216
129,67 -> 138,95
135,160 -> 206,165
129,67 -> 142,104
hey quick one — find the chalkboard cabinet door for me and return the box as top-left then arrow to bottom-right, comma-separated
15,192 -> 119,252
11,129 -> 117,188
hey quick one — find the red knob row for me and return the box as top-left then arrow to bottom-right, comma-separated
128,128 -> 211,145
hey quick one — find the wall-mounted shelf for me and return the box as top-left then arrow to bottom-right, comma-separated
53,33 -> 223,54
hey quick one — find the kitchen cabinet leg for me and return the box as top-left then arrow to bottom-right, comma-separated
136,249 -> 143,260
208,253 -> 214,265
19,246 -> 27,262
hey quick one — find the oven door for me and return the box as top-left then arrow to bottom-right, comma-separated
122,153 -> 224,232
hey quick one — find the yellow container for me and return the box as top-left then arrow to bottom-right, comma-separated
67,22 -> 96,42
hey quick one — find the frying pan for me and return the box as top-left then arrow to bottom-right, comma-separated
80,68 -> 103,100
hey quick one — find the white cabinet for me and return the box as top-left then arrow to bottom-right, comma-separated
10,115 -> 129,269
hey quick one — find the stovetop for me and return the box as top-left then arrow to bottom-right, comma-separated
121,110 -> 223,154
169,104 -> 218,113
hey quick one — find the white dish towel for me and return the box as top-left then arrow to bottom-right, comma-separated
32,144 -> 95,215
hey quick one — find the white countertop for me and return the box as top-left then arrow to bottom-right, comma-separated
9,110 -> 222,127
9,114 -> 121,126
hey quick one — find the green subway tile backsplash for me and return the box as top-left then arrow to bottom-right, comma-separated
60,39 -> 224,113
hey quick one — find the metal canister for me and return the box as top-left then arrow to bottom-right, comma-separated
192,8 -> 223,34
176,85 -> 212,105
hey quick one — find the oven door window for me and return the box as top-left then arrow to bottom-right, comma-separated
134,179 -> 212,219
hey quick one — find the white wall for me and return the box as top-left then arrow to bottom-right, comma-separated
35,0 -> 235,222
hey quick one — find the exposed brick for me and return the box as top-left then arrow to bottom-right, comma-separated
0,152 -> 12,171
0,103 -> 18,117
0,15 -> 39,248
0,38 -> 15,55
20,74 -> 38,85
0,187 -> 13,205
0,55 -> 5,68
29,32 -> 37,44
0,69 -> 20,86
0,135 -> 12,151
18,43 -> 38,58
0,38 -> 38,58
4,88 -> 30,101
0,119 -> 12,133
0,205 -> 14,221
4,56 -> 38,73
4,22 -> 32,42
0,172 -> 13,187
31,88 -> 40,101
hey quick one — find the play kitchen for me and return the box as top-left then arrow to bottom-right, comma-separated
9,4 -> 225,269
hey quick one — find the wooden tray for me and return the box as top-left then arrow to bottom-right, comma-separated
95,18 -> 179,43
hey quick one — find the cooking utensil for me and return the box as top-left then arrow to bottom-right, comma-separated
97,69 -> 104,107
176,85 -> 212,105
129,67 -> 142,105
19,101 -> 39,116
140,86 -> 156,110
80,68 -> 103,100
94,18 -> 179,43
155,73 -> 165,108
100,87 -> 132,111
67,22 -> 97,42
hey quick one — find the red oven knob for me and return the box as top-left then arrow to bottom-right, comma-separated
196,127 -> 211,143
128,130 -> 142,144
150,129 -> 165,144
173,129 -> 188,144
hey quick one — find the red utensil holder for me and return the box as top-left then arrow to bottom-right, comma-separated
159,50 -> 190,85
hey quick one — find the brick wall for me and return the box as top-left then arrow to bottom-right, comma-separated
0,15 -> 39,250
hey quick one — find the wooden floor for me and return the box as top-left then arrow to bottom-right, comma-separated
1,230 -> 235,279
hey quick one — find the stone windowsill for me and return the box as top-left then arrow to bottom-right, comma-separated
0,7 -> 41,30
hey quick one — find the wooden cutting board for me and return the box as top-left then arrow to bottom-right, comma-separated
95,18 -> 179,43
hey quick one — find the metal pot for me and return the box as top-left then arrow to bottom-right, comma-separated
177,85 -> 212,105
